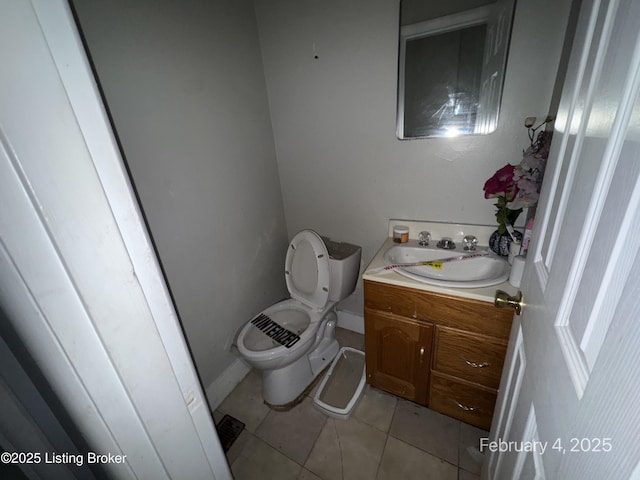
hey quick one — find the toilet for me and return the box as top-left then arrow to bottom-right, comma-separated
236,230 -> 361,407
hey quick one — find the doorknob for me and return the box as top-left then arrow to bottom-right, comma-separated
494,290 -> 523,315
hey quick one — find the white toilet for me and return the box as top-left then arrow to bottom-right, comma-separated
236,230 -> 361,407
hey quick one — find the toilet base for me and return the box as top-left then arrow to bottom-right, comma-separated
260,314 -> 340,407
261,354 -> 315,406
309,337 -> 339,376
261,343 -> 340,407
264,380 -> 314,412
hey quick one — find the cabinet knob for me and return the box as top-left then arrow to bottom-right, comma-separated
419,347 -> 425,364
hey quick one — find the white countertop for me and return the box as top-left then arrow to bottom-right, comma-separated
362,236 -> 519,304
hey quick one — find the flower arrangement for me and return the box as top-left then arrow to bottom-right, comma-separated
483,117 -> 553,234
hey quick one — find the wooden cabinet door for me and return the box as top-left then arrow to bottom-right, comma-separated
364,308 -> 432,405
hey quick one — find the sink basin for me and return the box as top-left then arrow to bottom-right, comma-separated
383,244 -> 510,288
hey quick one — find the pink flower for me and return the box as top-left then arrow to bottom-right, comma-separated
483,164 -> 519,201
520,148 -> 546,172
508,177 -> 540,209
483,124 -> 553,232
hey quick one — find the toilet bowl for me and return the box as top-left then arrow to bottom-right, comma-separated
236,229 -> 361,407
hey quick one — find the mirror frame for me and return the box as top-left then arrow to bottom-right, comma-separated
397,1 -> 515,139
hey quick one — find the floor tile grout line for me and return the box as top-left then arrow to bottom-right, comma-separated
374,394 -> 396,480
380,433 -> 461,476
458,420 -> 463,467
386,399 -> 465,467
254,401 -> 330,470
373,429 -> 390,480
299,413 -> 328,469
222,329 -> 483,479
248,406 -> 476,480
331,419 -> 346,480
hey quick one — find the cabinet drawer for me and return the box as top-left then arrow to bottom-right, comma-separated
429,372 -> 497,430
433,327 -> 507,389
364,280 -> 513,339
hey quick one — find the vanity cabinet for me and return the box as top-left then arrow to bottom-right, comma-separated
364,280 -> 513,430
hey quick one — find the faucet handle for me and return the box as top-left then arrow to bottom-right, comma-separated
418,231 -> 431,246
463,235 -> 478,251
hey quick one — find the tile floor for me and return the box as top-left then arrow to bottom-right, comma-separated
214,328 -> 488,480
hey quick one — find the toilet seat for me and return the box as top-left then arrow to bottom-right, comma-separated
237,299 -> 322,368
285,230 -> 330,310
242,304 -> 310,352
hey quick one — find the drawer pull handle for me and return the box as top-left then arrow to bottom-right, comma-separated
465,360 -> 490,368
456,401 -> 476,412
419,347 -> 425,364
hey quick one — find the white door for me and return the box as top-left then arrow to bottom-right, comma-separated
485,0 -> 640,478
0,1 -> 230,479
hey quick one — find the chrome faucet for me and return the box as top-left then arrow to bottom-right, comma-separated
437,237 -> 456,249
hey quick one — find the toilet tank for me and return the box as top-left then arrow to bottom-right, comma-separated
322,236 -> 361,302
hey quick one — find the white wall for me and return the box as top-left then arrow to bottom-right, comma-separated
72,0 -> 573,397
255,0 -> 573,265
72,0 -> 289,388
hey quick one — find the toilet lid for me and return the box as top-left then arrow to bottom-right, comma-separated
285,230 -> 330,309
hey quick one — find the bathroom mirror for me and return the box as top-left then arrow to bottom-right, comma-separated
397,0 -> 516,139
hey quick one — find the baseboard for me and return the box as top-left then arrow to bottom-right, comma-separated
336,287 -> 364,335
205,356 -> 251,411
337,310 -> 364,335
